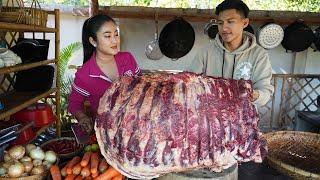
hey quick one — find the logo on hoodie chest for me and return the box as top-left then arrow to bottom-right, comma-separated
234,62 -> 252,80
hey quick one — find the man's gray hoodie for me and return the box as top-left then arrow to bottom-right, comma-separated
188,32 -> 273,107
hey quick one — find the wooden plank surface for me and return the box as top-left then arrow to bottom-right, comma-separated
0,88 -> 56,120
0,59 -> 56,74
0,22 -> 57,32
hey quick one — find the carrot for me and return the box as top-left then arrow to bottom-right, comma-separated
81,165 -> 91,177
90,152 -> 99,174
91,171 -> 99,178
61,166 -> 67,177
73,163 -> 82,175
67,156 -> 81,174
75,175 -> 84,180
111,175 -> 123,180
50,165 -> 62,180
95,166 -> 121,180
98,159 -> 109,173
81,152 -> 92,167
65,174 -> 76,180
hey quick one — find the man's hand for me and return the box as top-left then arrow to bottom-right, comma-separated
251,90 -> 260,102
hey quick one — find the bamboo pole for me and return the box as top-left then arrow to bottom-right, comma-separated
90,0 -> 99,16
0,22 -> 57,32
0,59 -> 55,74
54,9 -> 61,137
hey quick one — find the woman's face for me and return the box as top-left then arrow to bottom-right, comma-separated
92,21 -> 120,56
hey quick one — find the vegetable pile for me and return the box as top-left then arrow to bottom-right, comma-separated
50,152 -> 124,180
0,144 -> 57,178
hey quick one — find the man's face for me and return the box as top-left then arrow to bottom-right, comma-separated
217,9 -> 249,43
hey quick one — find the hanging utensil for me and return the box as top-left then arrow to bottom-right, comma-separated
281,19 -> 314,52
159,17 -> 195,60
204,19 -> 218,39
257,22 -> 284,49
145,8 -> 163,60
311,26 -> 320,51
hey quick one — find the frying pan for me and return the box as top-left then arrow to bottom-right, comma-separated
281,20 -> 314,52
145,10 -> 163,60
312,26 -> 320,51
204,21 -> 254,39
159,17 -> 195,60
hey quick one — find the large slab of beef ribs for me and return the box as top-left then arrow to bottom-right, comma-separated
95,72 -> 267,179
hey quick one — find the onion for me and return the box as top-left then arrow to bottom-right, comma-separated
8,146 -> 25,160
0,167 -> 6,176
33,159 -> 42,166
2,162 -> 13,169
4,153 -> 12,162
20,156 -> 32,162
42,160 -> 52,170
29,147 -> 45,160
22,161 -> 33,173
44,151 -> 57,164
31,165 -> 45,175
26,144 -> 36,155
8,162 -> 25,178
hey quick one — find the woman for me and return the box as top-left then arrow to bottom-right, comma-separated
68,15 -> 140,133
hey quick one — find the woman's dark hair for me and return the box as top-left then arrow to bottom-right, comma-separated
215,0 -> 249,18
82,14 -> 116,63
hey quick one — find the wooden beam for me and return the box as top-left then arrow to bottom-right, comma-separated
90,0 -> 99,16
73,6 -> 320,25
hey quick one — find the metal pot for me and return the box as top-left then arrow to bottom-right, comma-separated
256,22 -> 284,49
159,17 -> 195,60
281,20 -> 315,52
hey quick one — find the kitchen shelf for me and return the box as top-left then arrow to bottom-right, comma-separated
0,22 -> 57,33
0,59 -> 56,74
0,9 -> 61,137
0,88 -> 56,120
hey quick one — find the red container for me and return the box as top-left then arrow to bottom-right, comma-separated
11,103 -> 55,127
12,126 -> 36,145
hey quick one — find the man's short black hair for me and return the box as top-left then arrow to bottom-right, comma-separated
215,0 -> 250,18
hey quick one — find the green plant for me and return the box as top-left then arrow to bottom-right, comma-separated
59,42 -> 82,130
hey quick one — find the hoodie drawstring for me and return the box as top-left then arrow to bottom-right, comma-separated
222,50 -> 236,79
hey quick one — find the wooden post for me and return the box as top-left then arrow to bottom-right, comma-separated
54,9 -> 61,137
90,0 -> 99,16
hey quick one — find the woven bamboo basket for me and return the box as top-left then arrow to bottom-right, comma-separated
0,0 -> 25,24
263,131 -> 320,180
24,0 -> 47,27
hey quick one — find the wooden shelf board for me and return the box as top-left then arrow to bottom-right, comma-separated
0,88 -> 57,120
0,22 -> 57,33
0,59 -> 56,74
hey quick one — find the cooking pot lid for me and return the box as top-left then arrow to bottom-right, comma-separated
258,23 -> 284,49
159,18 -> 195,59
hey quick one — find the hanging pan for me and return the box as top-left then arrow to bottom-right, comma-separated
145,9 -> 163,60
257,22 -> 284,49
204,20 -> 254,39
311,26 -> 320,51
159,17 -> 195,60
281,20 -> 314,52
204,19 -> 218,39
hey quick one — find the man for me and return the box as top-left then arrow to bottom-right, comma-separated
188,0 -> 273,107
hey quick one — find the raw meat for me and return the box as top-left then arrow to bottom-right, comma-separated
95,72 -> 267,179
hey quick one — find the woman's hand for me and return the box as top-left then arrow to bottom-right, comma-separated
75,111 -> 93,134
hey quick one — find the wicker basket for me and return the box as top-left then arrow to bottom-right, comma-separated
23,0 -> 47,27
263,131 -> 320,179
0,0 -> 25,24
0,173 -> 47,180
